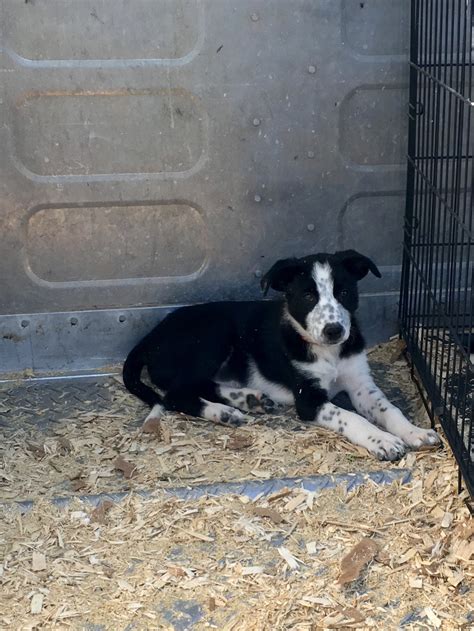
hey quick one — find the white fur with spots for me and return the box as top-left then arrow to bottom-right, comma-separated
217,385 -> 278,413
306,262 -> 351,345
315,402 -> 407,461
337,353 -> 440,448
199,400 -> 246,426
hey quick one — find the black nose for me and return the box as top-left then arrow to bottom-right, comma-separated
323,323 -> 344,343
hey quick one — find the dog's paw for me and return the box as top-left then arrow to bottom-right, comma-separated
402,427 -> 441,449
260,394 -> 283,414
220,408 -> 248,427
219,387 -> 281,415
202,402 -> 248,427
144,403 -> 165,422
368,432 -> 407,461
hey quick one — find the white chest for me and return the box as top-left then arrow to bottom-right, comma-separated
292,349 -> 340,392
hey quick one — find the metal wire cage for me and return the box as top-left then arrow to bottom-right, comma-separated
399,0 -> 473,496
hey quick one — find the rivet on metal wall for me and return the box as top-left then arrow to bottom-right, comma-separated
307,223 -> 315,232
118,315 -> 127,323
254,194 -> 262,203
70,317 -> 78,326
254,270 -> 262,278
253,118 -> 261,127
307,151 -> 315,158
308,65 -> 317,74
250,12 -> 259,22
20,320 -> 29,328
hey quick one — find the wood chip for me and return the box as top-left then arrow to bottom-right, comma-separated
207,597 -> 216,612
250,470 -> 271,479
337,606 -> 366,624
58,437 -> 73,452
161,424 -> 172,444
337,538 -> 380,586
453,539 -> 474,562
440,512 -> 453,528
91,500 -> 114,523
142,418 -> 163,438
267,487 -> 292,502
241,566 -> 265,575
32,551 -> 46,572
251,506 -> 285,524
26,442 -> 46,459
114,456 -> 136,479
30,593 -> 44,614
71,479 -> 88,492
284,493 -> 307,512
424,607 -> 442,628
399,547 -> 418,564
278,546 -> 300,570
226,435 -> 253,450
180,529 -> 214,543
167,566 -> 187,578
306,541 -> 317,554
409,577 -> 423,589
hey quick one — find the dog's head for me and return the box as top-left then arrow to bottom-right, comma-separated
261,250 -> 381,346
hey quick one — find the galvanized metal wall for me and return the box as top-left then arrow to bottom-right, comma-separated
0,0 -> 409,376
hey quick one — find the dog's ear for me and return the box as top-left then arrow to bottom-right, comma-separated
336,250 -> 382,280
261,258 -> 303,295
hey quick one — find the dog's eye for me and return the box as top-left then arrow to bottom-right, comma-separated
304,292 -> 316,302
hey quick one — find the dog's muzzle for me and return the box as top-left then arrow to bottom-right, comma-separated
322,323 -> 345,344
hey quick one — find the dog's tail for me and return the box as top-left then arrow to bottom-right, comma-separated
122,343 -> 163,408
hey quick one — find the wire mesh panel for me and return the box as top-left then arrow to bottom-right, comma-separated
400,0 -> 473,495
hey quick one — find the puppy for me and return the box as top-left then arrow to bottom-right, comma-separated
123,249 -> 440,460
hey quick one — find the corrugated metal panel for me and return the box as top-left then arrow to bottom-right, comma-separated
0,0 -> 409,375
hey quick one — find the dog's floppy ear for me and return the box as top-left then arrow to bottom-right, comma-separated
336,249 -> 382,280
261,258 -> 303,296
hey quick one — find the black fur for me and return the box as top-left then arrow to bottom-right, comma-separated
123,250 -> 380,423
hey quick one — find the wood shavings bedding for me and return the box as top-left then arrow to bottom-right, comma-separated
0,340 -> 427,503
0,448 -> 472,629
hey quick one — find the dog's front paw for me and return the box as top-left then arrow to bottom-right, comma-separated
220,409 -> 248,427
202,402 -> 249,427
402,427 -> 441,449
369,432 -> 407,461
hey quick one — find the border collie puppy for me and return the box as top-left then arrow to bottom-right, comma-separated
123,249 -> 440,461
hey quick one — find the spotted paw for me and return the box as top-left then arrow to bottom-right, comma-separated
201,401 -> 248,427
369,432 -> 407,461
402,427 -> 441,449
259,394 -> 282,413
219,387 -> 268,413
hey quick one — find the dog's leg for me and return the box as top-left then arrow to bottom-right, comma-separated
217,385 -> 279,413
317,403 -> 407,460
338,353 -> 440,449
163,380 -> 247,427
294,380 -> 407,460
144,403 -> 165,422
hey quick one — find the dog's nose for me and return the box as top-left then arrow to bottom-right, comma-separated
323,323 -> 344,343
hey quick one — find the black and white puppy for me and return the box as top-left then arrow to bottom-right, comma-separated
123,249 -> 440,461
